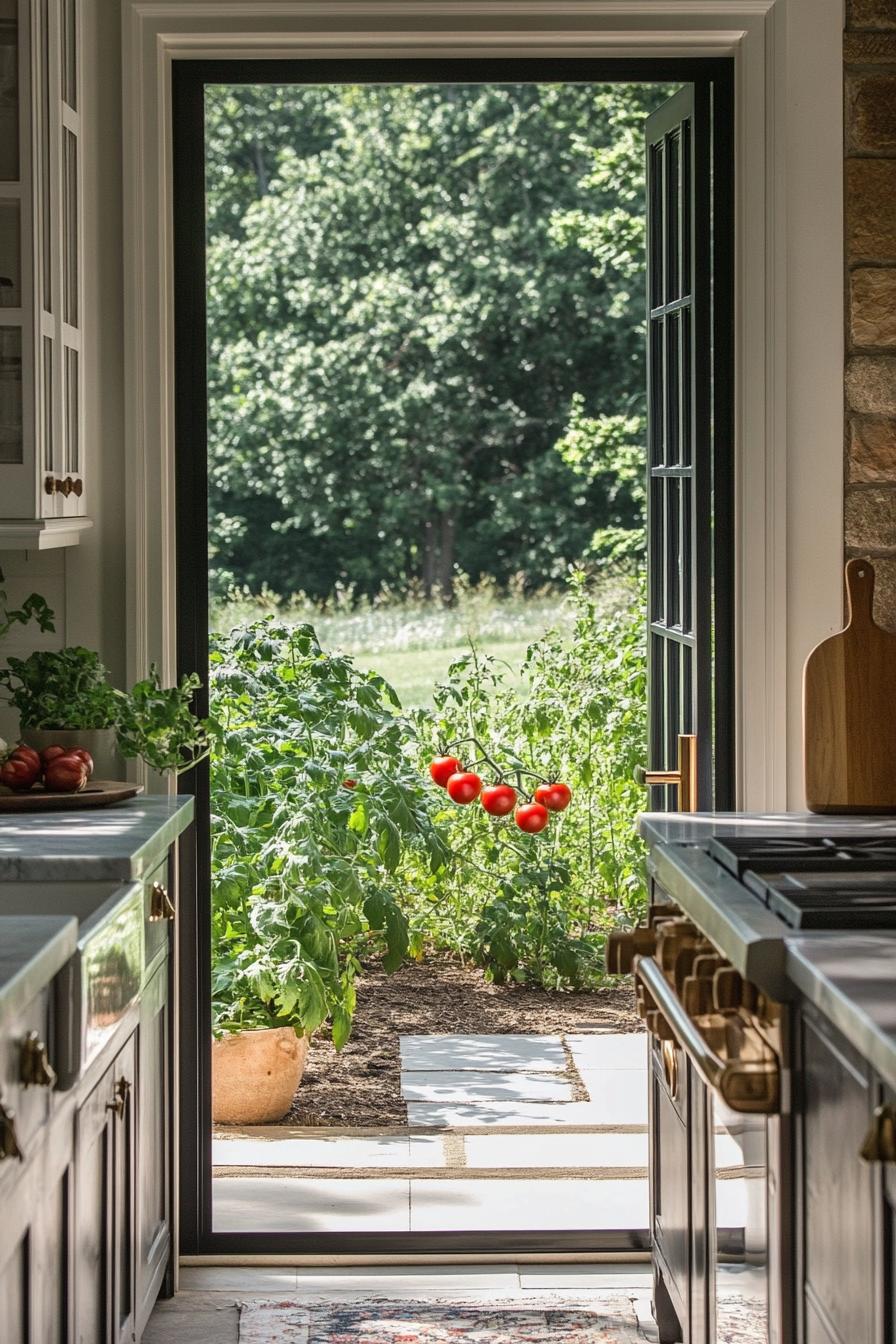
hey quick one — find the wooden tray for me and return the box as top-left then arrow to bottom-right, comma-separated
0,780 -> 144,812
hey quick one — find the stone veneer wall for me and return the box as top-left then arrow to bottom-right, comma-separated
844,0 -> 896,626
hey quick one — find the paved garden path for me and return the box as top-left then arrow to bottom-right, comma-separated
212,1030 -> 651,1233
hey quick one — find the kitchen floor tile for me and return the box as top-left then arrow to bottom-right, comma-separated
293,1265 -> 522,1294
177,1266 -> 298,1291
212,1176 -> 411,1232
565,1032 -> 648,1072
401,1070 -> 574,1103
409,1177 -> 649,1231
399,1034 -> 566,1073
519,1264 -> 652,1289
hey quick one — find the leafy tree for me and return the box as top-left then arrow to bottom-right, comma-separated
205,82 -> 670,600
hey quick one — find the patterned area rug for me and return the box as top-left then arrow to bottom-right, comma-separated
238,1295 -> 645,1343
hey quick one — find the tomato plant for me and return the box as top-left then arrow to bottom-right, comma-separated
209,620 -> 449,1047
409,573 -> 647,988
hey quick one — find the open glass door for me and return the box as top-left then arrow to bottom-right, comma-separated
644,84 -> 733,815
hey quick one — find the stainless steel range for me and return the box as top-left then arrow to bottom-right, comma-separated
610,829 -> 896,1344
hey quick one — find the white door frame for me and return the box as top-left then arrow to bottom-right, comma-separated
121,0 -> 845,811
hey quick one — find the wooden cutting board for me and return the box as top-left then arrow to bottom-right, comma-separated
804,559 -> 896,813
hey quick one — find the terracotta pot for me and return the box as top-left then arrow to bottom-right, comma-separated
21,727 -> 124,779
211,1026 -> 308,1125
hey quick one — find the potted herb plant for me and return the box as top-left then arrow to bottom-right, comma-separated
0,644 -> 211,777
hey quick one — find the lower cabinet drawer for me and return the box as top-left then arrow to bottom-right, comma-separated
0,986 -> 54,1162
143,856 -> 172,970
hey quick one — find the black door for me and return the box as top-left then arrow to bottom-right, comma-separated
645,85 -> 733,813
173,57 -> 733,1258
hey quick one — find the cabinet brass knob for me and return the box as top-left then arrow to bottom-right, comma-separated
860,1104 -> 896,1163
106,1076 -> 131,1119
44,474 -> 83,498
0,1102 -> 23,1161
20,1031 -> 57,1088
149,882 -> 176,922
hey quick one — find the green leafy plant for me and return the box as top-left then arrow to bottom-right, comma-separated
0,646 -> 120,729
0,645 -> 211,774
0,573 -> 55,643
208,620 -> 448,1044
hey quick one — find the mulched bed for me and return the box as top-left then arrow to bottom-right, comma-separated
287,953 -> 640,1128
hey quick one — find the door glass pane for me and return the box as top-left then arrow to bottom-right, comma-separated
41,0 -> 52,313
0,200 -> 20,305
0,0 -> 18,181
0,326 -> 23,463
63,128 -> 78,326
62,0 -> 76,110
42,334 -> 53,472
64,344 -> 78,473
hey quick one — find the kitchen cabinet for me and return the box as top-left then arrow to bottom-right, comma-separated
136,921 -> 172,1334
75,1030 -> 137,1344
0,0 -> 91,548
0,1097 -> 76,1344
796,1005 -> 890,1344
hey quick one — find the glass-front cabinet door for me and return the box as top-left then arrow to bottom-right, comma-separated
0,0 -> 87,544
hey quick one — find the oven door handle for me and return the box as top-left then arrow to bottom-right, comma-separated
635,954 -> 780,1114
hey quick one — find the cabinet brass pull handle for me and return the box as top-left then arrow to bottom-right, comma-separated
106,1077 -> 131,1119
860,1104 -> 896,1163
149,882 -> 176,922
0,1102 -> 23,1161
20,1031 -> 57,1088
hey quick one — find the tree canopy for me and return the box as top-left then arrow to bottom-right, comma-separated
205,81 -> 671,601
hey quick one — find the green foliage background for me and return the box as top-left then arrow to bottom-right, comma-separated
206,82 -> 670,601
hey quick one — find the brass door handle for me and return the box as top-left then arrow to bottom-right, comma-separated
106,1077 -> 131,1119
0,1102 -> 23,1161
149,882 -> 176,921
20,1031 -> 57,1088
635,734 -> 698,812
860,1104 -> 896,1163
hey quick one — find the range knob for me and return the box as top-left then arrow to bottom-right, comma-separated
671,942 -> 714,994
645,1007 -> 675,1041
606,925 -> 658,975
656,918 -> 703,974
713,967 -> 759,1013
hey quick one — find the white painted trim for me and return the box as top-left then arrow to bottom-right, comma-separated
121,0 -> 845,810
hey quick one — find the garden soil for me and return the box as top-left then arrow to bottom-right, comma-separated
285,952 -> 641,1128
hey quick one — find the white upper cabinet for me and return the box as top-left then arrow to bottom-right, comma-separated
0,0 -> 90,548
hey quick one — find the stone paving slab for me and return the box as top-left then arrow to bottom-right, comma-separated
463,1130 -> 648,1170
212,1134 -> 414,1168
406,1100 -> 635,1128
408,1176 -> 650,1231
399,1033 -> 566,1073
212,1176 -> 411,1232
401,1070 -> 574,1104
566,1032 -> 647,1072
578,1068 -> 648,1124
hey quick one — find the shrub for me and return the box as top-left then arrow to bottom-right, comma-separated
208,621 -> 447,1045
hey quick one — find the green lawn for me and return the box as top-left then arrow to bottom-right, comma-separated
354,638 -> 536,708
211,577 -> 635,708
